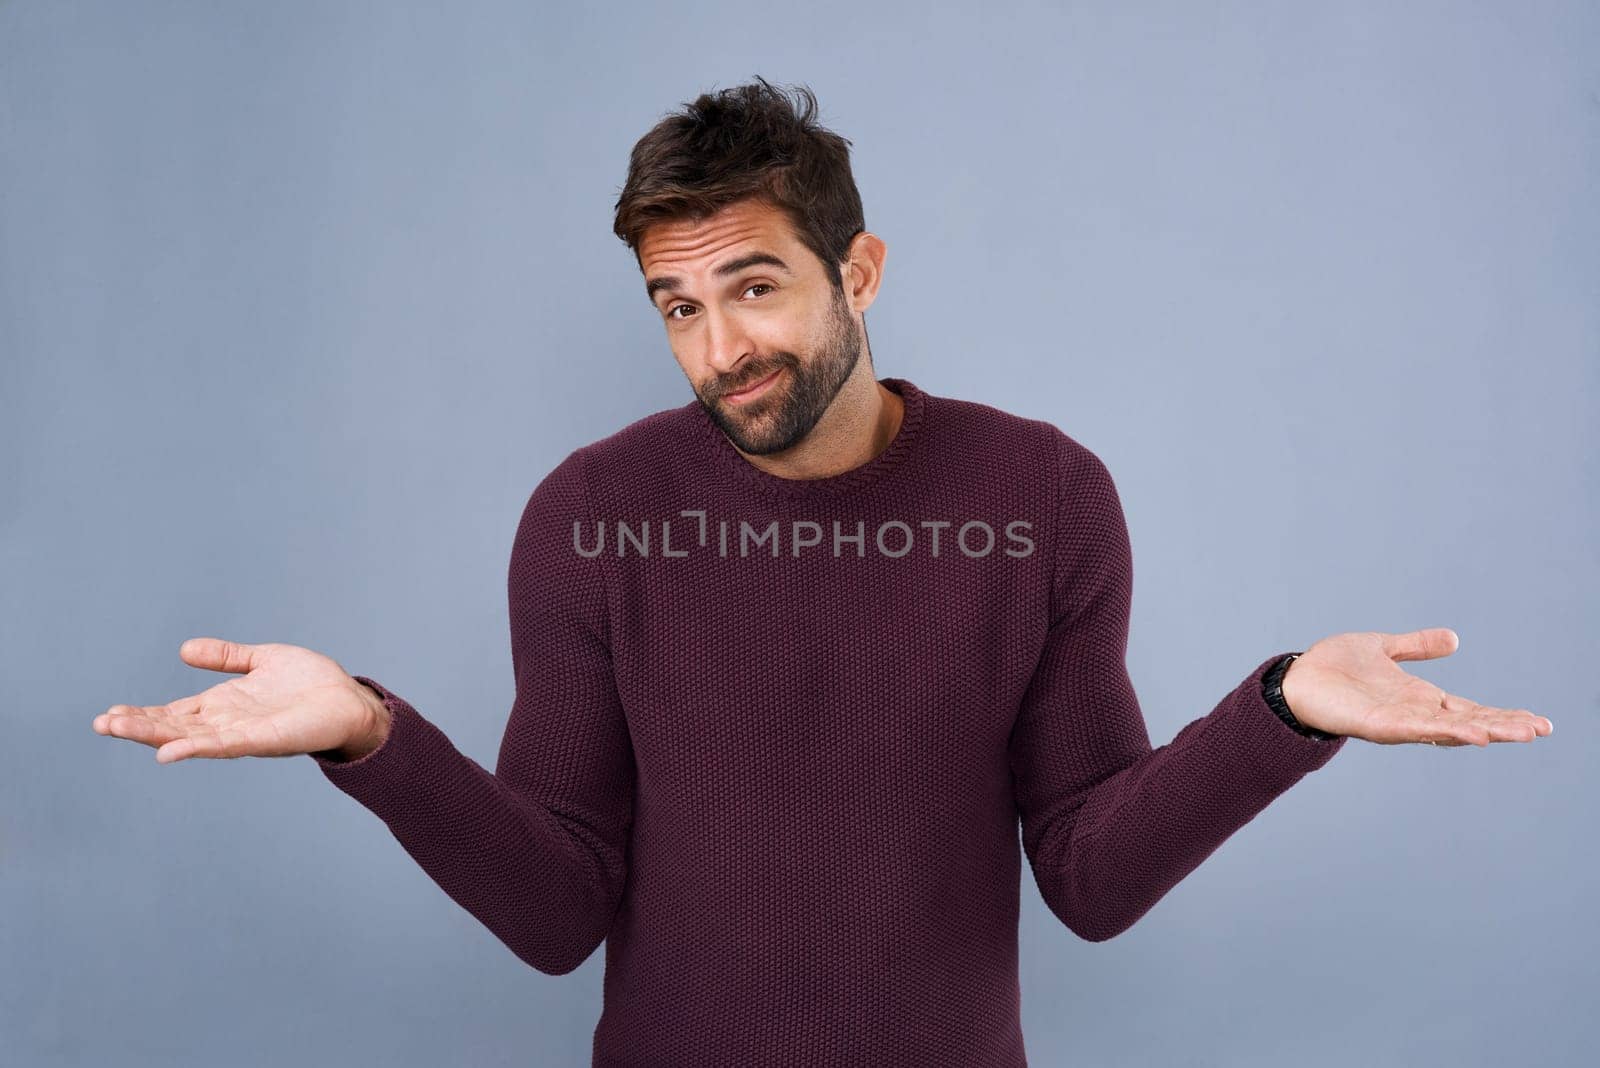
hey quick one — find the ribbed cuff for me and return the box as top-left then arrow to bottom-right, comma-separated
1221,652 -> 1348,795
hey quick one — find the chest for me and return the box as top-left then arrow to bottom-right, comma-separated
600,514 -> 1050,790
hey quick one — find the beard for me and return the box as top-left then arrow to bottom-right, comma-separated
696,283 -> 863,456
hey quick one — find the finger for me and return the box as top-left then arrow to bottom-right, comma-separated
93,694 -> 204,735
1441,694 -> 1552,743
156,725 -> 254,764
1416,714 -> 1472,747
1415,699 -> 1545,748
1482,716 -> 1542,743
1381,628 -> 1460,663
179,637 -> 260,675
1423,719 -> 1492,747
1407,694 -> 1489,746
1441,691 -> 1548,726
94,707 -> 189,749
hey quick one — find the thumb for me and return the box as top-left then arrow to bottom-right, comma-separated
179,637 -> 261,675
1380,627 -> 1460,663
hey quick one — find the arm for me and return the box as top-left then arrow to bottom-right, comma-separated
1007,429 -> 1345,943
312,447 -> 635,975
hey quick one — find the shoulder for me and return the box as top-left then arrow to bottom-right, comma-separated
922,385 -> 1115,500
536,398 -> 704,498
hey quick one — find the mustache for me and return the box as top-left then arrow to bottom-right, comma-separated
713,359 -> 793,398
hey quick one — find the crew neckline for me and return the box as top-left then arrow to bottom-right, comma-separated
689,376 -> 928,503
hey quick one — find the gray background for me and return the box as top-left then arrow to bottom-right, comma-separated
4,2 -> 1595,1065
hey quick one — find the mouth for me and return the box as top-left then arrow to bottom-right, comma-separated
721,368 -> 783,404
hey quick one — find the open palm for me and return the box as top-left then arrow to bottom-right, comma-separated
92,637 -> 376,764
1282,628 -> 1552,746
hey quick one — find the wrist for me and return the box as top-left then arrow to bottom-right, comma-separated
344,681 -> 393,760
1262,653 -> 1338,741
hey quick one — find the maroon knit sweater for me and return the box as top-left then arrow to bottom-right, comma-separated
312,376 -> 1345,1066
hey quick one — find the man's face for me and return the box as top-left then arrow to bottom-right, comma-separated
639,197 -> 863,456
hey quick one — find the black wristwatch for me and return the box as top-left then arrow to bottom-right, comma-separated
1262,653 -> 1339,741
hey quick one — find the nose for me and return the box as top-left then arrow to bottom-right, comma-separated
700,304 -> 757,381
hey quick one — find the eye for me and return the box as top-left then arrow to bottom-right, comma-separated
665,283 -> 774,321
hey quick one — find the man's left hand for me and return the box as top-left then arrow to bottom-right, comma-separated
1280,628 -> 1553,747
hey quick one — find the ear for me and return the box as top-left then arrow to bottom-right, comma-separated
840,231 -> 887,314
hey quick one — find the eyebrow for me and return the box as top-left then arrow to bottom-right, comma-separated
645,251 -> 794,305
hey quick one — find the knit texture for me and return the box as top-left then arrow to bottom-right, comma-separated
312,376 -> 1346,1066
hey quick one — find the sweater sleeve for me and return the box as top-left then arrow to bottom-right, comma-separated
1006,429 -> 1345,943
309,446 -> 635,975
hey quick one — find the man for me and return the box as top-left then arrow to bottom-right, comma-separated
93,77 -> 1551,1066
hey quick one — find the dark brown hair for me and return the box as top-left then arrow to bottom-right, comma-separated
612,76 -> 866,291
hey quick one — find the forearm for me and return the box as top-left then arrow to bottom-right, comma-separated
312,679 -> 626,975
1029,654 -> 1346,942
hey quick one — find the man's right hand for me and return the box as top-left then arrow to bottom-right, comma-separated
92,637 -> 391,764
